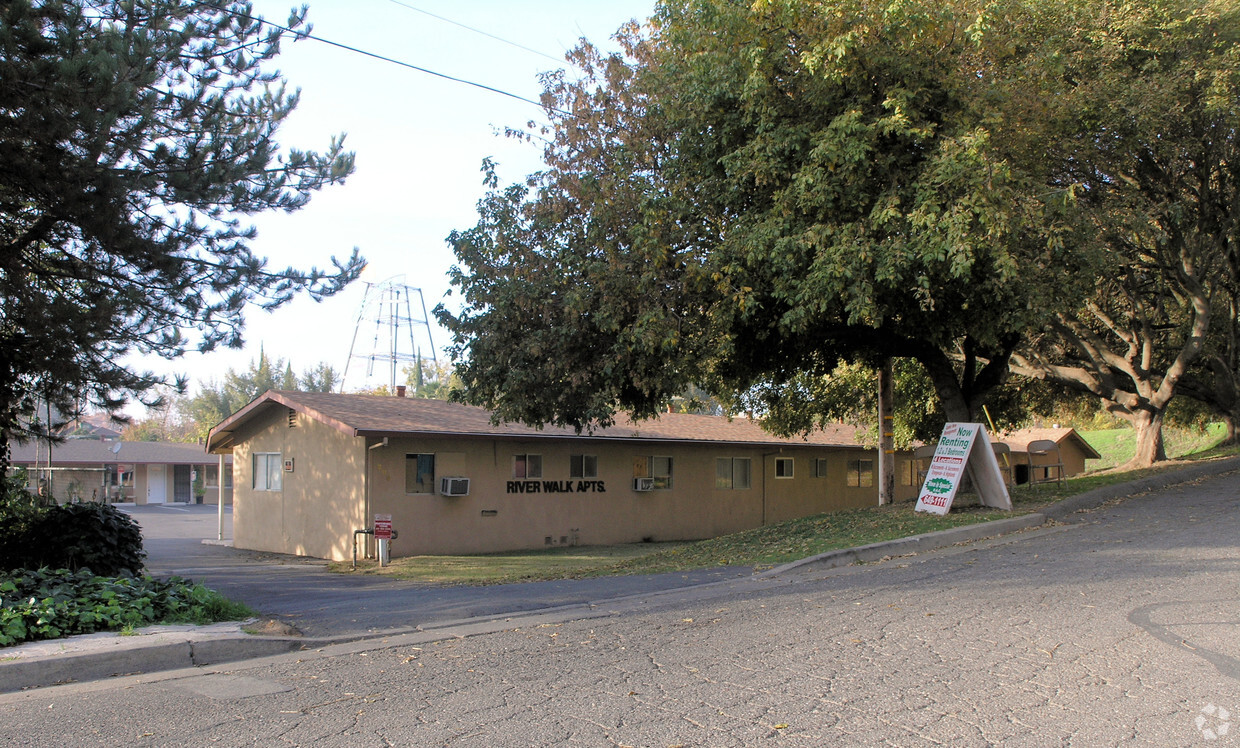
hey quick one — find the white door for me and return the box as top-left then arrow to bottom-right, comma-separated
146,465 -> 167,504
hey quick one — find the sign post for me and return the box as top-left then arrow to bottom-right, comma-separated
374,513 -> 393,567
915,423 -> 1011,515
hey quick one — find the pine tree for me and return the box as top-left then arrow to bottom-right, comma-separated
0,1 -> 363,469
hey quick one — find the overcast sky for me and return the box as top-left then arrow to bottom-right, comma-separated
125,0 -> 656,404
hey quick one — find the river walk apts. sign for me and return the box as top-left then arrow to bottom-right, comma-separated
915,423 -> 1012,515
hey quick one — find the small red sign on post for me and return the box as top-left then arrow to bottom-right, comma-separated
374,514 -> 392,541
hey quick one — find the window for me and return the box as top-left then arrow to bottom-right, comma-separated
406,454 -> 435,494
899,459 -> 916,486
514,454 -> 542,479
847,459 -> 874,488
775,457 -> 794,479
651,456 -> 672,489
570,454 -> 598,478
634,456 -> 673,489
715,458 -> 752,490
252,453 -> 282,491
815,458 -> 829,478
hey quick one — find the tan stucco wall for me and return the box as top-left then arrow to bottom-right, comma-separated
222,408 -> 957,559
363,438 -> 890,557
232,407 -> 367,561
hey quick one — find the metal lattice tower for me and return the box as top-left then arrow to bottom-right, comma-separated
341,276 -> 437,392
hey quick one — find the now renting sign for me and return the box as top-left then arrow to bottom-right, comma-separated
915,423 -> 1011,516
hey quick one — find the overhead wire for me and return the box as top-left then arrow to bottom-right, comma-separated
385,0 -> 567,65
201,2 -> 569,116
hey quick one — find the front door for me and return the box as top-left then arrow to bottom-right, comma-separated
173,465 -> 192,503
146,465 -> 166,504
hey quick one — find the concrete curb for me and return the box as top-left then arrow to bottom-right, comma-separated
763,455 -> 1240,577
0,631 -> 306,693
760,512 -> 1051,577
1039,455 -> 1240,523
4,455 -> 1237,693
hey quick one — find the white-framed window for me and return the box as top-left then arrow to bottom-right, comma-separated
406,453 -> 435,494
847,459 -> 874,488
815,458 -> 829,478
775,457 -> 795,479
514,454 -> 542,479
570,454 -> 598,479
715,458 -> 752,490
252,452 -> 282,491
634,455 -> 673,489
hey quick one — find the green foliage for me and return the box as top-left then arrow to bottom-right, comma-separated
0,502 -> 144,577
181,352 -> 342,440
402,358 -> 461,401
0,470 -> 43,561
1006,0 -> 1240,464
440,0 -> 1091,433
0,568 -> 253,647
0,0 -> 363,458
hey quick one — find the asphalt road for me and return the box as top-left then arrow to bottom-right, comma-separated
130,503 -> 752,638
1,472 -> 1237,746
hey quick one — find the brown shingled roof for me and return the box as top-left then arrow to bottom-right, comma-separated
206,390 -> 865,452
7,439 -> 223,465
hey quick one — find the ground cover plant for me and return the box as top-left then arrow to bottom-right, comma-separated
342,427 -> 1238,585
0,474 -> 253,647
0,568 -> 252,647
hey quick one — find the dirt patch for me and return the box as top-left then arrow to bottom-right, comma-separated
243,619 -> 302,637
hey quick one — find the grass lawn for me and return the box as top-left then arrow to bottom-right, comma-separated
337,428 -> 1238,586
1079,423 -> 1227,470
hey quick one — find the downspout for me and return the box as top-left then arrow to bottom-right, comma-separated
363,437 -> 389,559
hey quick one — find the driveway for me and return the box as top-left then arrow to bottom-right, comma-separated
123,504 -> 750,638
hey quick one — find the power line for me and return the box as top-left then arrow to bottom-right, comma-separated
204,3 -> 566,116
385,0 -> 567,66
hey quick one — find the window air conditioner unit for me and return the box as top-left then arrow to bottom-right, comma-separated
439,477 -> 470,497
633,477 -> 655,492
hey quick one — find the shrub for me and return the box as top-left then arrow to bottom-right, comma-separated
0,499 -> 145,576
0,470 -> 45,571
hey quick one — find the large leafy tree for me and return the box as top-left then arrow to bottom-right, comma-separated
0,1 -> 362,466
441,0 -> 1087,432
1007,0 -> 1239,465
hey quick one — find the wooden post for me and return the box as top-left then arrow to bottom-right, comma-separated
878,362 -> 895,505
217,454 -> 225,541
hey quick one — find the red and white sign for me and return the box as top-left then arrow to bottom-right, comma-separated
373,514 -> 393,541
915,423 -> 1011,516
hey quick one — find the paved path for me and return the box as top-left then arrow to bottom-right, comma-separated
1,466 -> 1236,745
128,504 -> 751,638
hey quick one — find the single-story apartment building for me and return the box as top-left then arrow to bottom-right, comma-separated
206,390 -> 935,561
7,439 -> 232,505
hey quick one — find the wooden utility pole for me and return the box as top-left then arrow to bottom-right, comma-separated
878,362 -> 895,505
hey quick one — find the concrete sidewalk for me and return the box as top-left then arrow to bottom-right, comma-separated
2,455 -> 1236,693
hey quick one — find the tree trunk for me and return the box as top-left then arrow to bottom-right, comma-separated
918,353 -> 973,422
1127,409 -> 1167,467
877,363 -> 895,505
